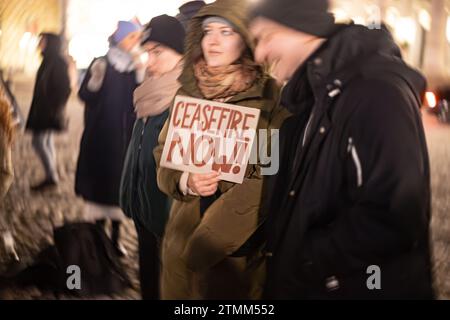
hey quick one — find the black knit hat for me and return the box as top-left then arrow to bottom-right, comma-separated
141,15 -> 186,54
251,0 -> 336,38
177,1 -> 206,30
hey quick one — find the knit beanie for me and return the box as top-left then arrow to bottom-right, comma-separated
251,0 -> 336,38
113,20 -> 142,44
202,16 -> 235,30
141,15 -> 186,54
177,1 -> 206,30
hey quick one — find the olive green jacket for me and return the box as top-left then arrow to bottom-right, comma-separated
154,0 -> 290,300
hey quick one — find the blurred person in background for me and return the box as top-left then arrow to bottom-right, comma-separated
120,14 -> 187,300
26,33 -> 71,191
250,0 -> 434,299
0,96 -> 18,261
75,20 -> 145,257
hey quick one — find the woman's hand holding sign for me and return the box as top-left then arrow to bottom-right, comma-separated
188,172 -> 221,197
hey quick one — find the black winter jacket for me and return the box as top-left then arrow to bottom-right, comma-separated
26,34 -> 71,133
263,24 -> 434,300
75,57 -> 137,206
120,112 -> 171,238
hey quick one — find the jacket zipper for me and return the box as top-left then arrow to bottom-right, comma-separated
302,111 -> 315,147
133,120 -> 147,213
138,118 -> 147,152
347,137 -> 363,188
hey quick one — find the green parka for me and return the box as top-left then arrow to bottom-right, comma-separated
154,0 -> 290,300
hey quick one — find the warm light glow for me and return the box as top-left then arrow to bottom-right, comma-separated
385,7 -> 400,27
19,32 -> 32,49
67,0 -> 216,69
353,16 -> 366,26
447,17 -> 450,44
394,17 -> 417,45
426,91 -> 437,109
418,9 -> 431,31
69,34 -> 109,69
332,9 -> 349,23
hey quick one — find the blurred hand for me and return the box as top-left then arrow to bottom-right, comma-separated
87,59 -> 107,92
187,172 -> 220,197
90,59 -> 107,81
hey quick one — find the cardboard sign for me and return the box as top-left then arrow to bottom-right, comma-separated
160,95 -> 261,184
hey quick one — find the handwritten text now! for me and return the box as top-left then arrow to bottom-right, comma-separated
161,96 -> 261,184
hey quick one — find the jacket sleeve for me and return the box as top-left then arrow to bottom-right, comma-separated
0,128 -> 13,199
181,174 -> 264,272
300,79 -> 430,280
119,121 -> 138,219
153,117 -> 197,202
78,58 -> 106,104
179,96 -> 290,273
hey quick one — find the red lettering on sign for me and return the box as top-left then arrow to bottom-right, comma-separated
172,101 -> 184,126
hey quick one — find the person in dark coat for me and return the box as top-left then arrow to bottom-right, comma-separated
120,14 -> 186,300
176,1 -> 206,30
250,0 -> 435,299
75,20 -> 144,256
26,33 -> 71,191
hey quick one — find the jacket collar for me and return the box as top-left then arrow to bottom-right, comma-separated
285,23 -> 407,109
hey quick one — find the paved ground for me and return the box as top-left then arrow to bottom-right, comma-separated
0,78 -> 140,299
424,112 -> 450,299
0,77 -> 449,300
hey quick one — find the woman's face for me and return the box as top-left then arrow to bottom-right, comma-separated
144,41 -> 182,78
201,22 -> 245,67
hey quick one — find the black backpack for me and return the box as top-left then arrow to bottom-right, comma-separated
4,223 -> 131,298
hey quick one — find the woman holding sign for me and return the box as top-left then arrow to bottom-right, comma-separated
154,0 -> 290,300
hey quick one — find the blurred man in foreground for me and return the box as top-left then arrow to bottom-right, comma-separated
250,0 -> 434,299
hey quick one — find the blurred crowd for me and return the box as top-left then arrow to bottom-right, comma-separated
0,0 -> 436,300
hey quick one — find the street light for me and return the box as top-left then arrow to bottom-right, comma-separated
385,6 -> 400,28
447,16 -> 450,44
394,17 -> 417,46
418,9 -> 431,32
19,32 -> 32,49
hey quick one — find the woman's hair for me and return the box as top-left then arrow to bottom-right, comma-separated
39,33 -> 64,57
0,95 -> 14,144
